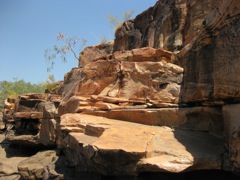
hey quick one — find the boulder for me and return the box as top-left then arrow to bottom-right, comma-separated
0,135 -> 27,179
18,150 -> 63,180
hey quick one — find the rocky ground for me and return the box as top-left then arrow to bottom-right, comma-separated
1,132 -> 240,180
0,133 -> 102,180
0,134 -> 27,180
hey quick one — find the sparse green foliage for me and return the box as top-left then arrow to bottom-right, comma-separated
46,74 -> 55,84
45,74 -> 59,93
0,79 -> 46,110
44,10 -> 134,72
107,10 -> 134,30
44,33 -> 87,71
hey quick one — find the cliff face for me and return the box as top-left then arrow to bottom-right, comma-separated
114,0 -> 240,104
1,0 -> 240,179
180,0 -> 240,103
60,0 -> 240,176
114,0 -> 215,52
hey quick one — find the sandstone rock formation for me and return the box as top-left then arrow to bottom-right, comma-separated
1,98 -> 15,130
1,0 -> 240,179
180,0 -> 240,104
58,47 -> 182,115
0,135 -> 27,180
114,0 -> 213,51
57,0 -> 240,177
113,0 -> 240,105
58,113 -> 224,175
18,150 -> 63,180
2,93 -> 61,148
78,41 -> 114,67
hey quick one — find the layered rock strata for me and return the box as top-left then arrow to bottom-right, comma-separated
1,0 -> 240,179
114,0 -> 240,105
57,113 -> 224,175
114,0 -> 215,51
2,93 -> 61,148
113,0 -> 240,174
59,47 -> 182,115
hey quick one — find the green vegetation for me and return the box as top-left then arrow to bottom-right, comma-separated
1,10 -> 136,112
0,74 -> 61,111
0,10 -> 137,111
44,10 -> 134,72
0,79 -> 46,110
45,74 -> 59,93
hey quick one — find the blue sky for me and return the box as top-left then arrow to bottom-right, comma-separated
0,0 -> 157,83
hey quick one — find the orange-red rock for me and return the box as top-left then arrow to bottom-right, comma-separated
58,114 -> 224,175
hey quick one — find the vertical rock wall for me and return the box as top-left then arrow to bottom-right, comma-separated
114,0 -> 215,52
180,0 -> 240,103
113,0 -> 240,103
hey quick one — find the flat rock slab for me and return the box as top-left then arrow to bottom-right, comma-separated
59,114 -> 224,175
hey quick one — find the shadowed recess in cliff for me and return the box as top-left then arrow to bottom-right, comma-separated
173,128 -> 225,171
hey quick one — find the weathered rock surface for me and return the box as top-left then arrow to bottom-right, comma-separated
0,135 -> 27,180
2,98 -> 15,130
0,135 -> 102,180
58,113 -> 224,175
84,106 -> 223,136
180,0 -> 240,104
114,0 -> 214,52
1,0 -> 240,179
18,150 -> 63,180
78,42 -> 114,67
59,47 -> 183,115
223,104 -> 240,172
2,93 -> 61,148
113,0 -> 240,105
